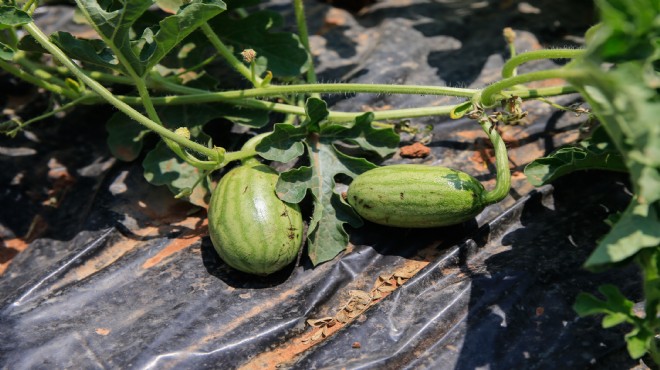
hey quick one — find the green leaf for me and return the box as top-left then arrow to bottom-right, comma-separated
261,98 -> 399,265
625,330 -> 650,359
51,31 -> 119,70
589,0 -> 659,62
0,40 -> 14,60
75,0 -> 226,76
569,3 -> 660,362
624,323 -> 657,360
573,284 -> 635,326
216,104 -> 269,128
75,0 -> 151,75
209,10 -> 309,78
568,30 -> 660,268
524,126 -> 627,186
0,6 -> 31,27
327,112 -> 399,158
157,104 -> 268,131
106,112 -> 150,162
277,141 -> 376,265
140,0 -> 227,73
0,119 -> 20,137
585,199 -> 660,268
16,34 -> 47,53
601,311 -> 630,328
107,103 -> 263,163
304,97 -> 330,132
143,140 -> 211,207
449,101 -> 473,119
256,123 -> 307,162
577,284 -> 634,314
277,166 -> 312,204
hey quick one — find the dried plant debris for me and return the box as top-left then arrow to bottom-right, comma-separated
302,264 -> 422,343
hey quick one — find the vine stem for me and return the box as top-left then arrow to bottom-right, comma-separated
22,0 -> 37,12
63,74 -> 578,123
133,76 -> 220,169
239,132 -> 271,166
63,1 -> 223,169
502,49 -> 585,78
140,75 -> 463,121
481,68 -> 585,107
13,52 -> 72,90
293,0 -> 319,98
200,23 -> 262,87
638,249 -> 660,365
229,83 -> 477,98
21,22 -> 221,161
52,64 -> 574,102
5,95 -> 87,135
477,118 -> 510,205
0,59 -> 78,99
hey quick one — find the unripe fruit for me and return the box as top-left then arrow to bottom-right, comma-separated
347,164 -> 486,228
208,163 -> 303,275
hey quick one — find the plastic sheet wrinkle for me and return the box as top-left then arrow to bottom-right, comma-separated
11,228 -> 114,307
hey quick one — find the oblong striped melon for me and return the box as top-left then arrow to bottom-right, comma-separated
347,164 -> 486,228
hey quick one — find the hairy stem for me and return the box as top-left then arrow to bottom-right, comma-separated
134,79 -> 162,124
13,52 -> 72,88
502,49 -> 585,78
0,59 -> 78,99
21,22 -> 222,162
66,65 -> 574,102
239,132 -> 271,166
510,85 -> 578,99
481,68 -> 584,106
478,118 -> 511,205
129,82 -> 478,101
200,23 -> 262,86
293,0 -> 319,98
6,95 -> 87,134
22,0 -> 37,12
108,90 -> 459,122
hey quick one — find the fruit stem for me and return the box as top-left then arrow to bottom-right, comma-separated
478,118 -> 511,205
239,132 -> 271,166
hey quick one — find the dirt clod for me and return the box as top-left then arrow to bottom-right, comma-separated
400,142 -> 431,158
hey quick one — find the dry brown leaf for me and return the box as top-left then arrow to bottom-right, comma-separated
311,330 -> 324,341
335,310 -> 349,323
377,284 -> 398,293
307,317 -> 334,327
350,290 -> 372,305
374,274 -> 391,289
393,270 -> 415,279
